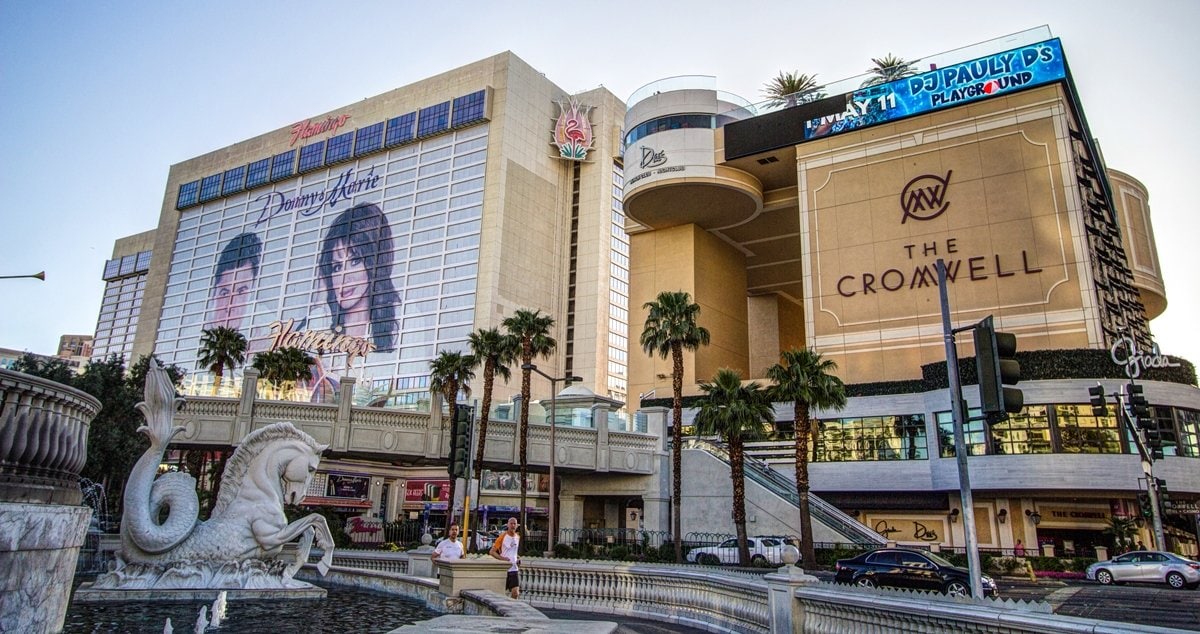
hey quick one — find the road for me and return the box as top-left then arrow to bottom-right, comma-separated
543,574 -> 1200,633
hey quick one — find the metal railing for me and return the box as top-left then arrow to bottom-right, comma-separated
684,437 -> 885,546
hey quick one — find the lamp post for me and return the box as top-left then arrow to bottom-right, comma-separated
522,362 -> 580,556
0,271 -> 45,281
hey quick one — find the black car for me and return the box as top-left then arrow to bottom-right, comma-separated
835,548 -> 998,597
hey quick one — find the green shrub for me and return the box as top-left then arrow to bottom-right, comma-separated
1027,555 -> 1065,572
609,545 -> 631,561
554,542 -> 575,559
1067,557 -> 1097,572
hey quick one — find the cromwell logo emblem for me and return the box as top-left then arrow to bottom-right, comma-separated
900,170 -> 953,224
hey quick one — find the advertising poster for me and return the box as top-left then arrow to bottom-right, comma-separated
156,124 -> 489,401
479,469 -> 547,493
404,478 -> 450,506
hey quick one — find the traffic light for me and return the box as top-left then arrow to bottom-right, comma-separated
1137,492 -> 1152,518
1156,478 -> 1172,510
1125,383 -> 1150,420
448,405 -> 472,479
1088,384 -> 1108,417
1145,426 -> 1165,461
974,316 -> 1023,423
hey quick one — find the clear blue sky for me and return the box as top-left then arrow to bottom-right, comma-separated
2,0 -> 1197,367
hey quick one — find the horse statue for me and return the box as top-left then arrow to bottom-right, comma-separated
90,360 -> 334,590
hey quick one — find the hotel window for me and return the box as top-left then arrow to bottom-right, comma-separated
1054,404 -> 1121,454
270,150 -> 295,181
1148,406 -> 1180,456
298,141 -> 326,172
991,406 -> 1053,455
936,409 -> 987,457
198,174 -> 222,202
813,415 -> 927,462
1177,408 -> 1200,457
386,112 -> 416,146
221,166 -> 245,195
355,122 -> 384,156
246,158 -> 271,189
325,132 -> 353,164
417,102 -> 450,137
177,181 -> 200,208
452,90 -> 486,127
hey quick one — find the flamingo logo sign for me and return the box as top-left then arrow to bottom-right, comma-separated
552,98 -> 595,160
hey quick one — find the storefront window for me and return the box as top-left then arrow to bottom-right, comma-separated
1055,404 -> 1121,454
1177,408 -> 1200,458
936,409 -> 986,457
814,415 -> 927,462
991,406 -> 1053,455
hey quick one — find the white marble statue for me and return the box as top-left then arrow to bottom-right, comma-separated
91,360 -> 334,590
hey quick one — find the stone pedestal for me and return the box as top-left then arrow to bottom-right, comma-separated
0,503 -> 92,634
764,567 -> 821,634
436,557 -> 511,596
1094,546 -> 1108,561
409,547 -> 435,578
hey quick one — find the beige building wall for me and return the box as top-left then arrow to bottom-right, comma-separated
1107,168 -> 1166,320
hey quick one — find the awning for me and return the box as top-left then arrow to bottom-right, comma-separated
301,496 -> 372,509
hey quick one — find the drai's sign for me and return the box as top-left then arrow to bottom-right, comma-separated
627,146 -> 685,187
1109,336 -> 1180,379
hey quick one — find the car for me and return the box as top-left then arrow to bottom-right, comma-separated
1086,550 -> 1200,590
685,536 -> 799,566
834,548 -> 998,597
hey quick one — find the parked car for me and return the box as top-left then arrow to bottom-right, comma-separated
1086,550 -> 1200,589
686,536 -> 798,566
834,548 -> 998,597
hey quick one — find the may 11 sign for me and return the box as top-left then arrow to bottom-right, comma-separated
806,38 -> 1066,140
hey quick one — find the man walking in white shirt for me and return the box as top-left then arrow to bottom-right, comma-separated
489,517 -> 521,598
433,524 -> 464,561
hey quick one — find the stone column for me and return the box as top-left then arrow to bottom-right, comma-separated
333,376 -> 356,452
593,403 -> 609,472
0,504 -> 92,634
764,563 -> 821,634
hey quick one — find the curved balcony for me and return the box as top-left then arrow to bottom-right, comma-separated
0,369 -> 101,505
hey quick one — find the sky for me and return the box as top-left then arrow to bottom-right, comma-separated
1,0 -> 1197,368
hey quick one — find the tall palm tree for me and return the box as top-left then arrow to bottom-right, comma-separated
468,327 -> 518,539
695,369 -> 773,566
766,347 -> 847,566
197,326 -> 247,396
762,70 -> 824,108
429,349 -> 475,529
861,53 -> 918,87
640,290 -> 710,563
501,308 -> 556,542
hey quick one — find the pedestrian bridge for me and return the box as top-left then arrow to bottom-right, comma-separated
173,369 -> 659,476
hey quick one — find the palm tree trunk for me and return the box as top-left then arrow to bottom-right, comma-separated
794,402 -> 815,565
212,366 -> 223,396
731,438 -> 749,566
518,351 -> 531,552
671,343 -> 684,563
472,363 -> 495,551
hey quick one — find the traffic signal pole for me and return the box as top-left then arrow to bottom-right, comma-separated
937,260 -> 984,599
1112,387 -> 1166,550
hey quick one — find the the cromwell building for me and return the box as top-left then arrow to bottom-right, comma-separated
117,52 -> 637,530
625,29 -> 1200,555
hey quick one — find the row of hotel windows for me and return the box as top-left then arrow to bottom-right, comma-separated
745,404 -> 1200,462
176,90 -> 487,209
102,250 -> 152,282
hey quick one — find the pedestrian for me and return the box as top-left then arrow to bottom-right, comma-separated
1013,539 -> 1025,557
433,524 -> 464,562
490,517 -> 521,598
1136,540 -> 1146,551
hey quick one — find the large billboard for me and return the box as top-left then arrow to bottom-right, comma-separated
156,125 -> 489,402
805,39 -> 1065,140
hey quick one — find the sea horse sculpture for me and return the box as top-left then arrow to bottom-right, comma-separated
91,360 -> 334,590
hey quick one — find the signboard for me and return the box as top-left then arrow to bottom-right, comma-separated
480,469 -> 547,493
326,473 -> 370,499
805,39 -> 1065,140
1110,336 -> 1180,379
404,478 -> 450,506
551,98 -> 595,160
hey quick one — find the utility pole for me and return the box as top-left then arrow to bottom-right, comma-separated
936,259 -> 983,598
1111,386 -> 1166,549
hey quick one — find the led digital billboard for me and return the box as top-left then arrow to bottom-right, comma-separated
805,39 -> 1066,140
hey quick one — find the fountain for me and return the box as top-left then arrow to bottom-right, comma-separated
0,368 -> 102,633
76,360 -> 335,601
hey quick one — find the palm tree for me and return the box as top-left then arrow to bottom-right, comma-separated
762,70 -> 824,108
429,349 -> 475,529
640,290 -> 710,563
468,327 -> 518,539
252,347 -> 315,399
501,308 -> 557,542
861,53 -> 918,87
766,347 -> 847,565
197,326 -> 247,395
1103,516 -> 1138,554
695,369 -> 773,566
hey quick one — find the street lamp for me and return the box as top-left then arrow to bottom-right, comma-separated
0,271 -> 45,281
522,362 -> 581,555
